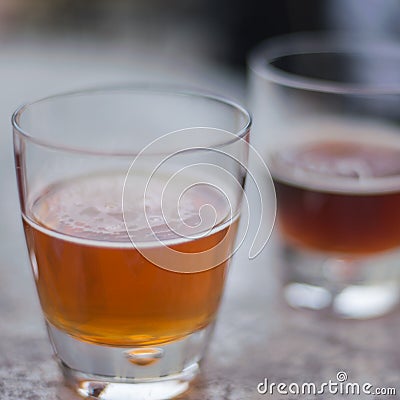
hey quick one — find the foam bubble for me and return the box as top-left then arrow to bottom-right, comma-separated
30,171 -> 231,243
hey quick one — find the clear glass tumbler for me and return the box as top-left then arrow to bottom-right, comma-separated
13,86 -> 251,399
249,34 -> 400,319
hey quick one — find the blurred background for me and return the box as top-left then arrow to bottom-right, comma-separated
0,0 -> 399,102
3,0 -> 400,74
0,0 -> 399,111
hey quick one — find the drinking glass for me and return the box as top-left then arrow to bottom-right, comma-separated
249,34 -> 400,318
13,86 -> 251,399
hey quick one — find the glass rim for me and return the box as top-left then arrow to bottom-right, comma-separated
12,84 -> 252,156
248,32 -> 400,95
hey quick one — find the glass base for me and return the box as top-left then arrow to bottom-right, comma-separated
281,243 -> 400,319
47,322 -> 213,399
62,363 -> 197,400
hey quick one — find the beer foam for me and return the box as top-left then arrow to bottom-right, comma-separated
269,125 -> 400,194
29,171 -> 232,243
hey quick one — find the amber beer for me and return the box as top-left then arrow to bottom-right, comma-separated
23,172 -> 238,347
271,140 -> 400,254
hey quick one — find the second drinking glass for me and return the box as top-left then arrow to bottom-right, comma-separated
249,34 -> 400,319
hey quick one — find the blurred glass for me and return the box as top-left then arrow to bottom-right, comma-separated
249,33 -> 400,319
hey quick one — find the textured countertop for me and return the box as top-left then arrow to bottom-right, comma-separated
1,40 -> 399,400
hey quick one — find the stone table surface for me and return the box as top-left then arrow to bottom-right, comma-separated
1,40 -> 400,400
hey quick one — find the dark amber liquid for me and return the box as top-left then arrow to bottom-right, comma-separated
272,141 -> 400,254
23,174 -> 238,347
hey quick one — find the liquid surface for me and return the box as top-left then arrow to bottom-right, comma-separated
31,172 -> 230,243
24,172 -> 238,346
271,140 -> 400,254
271,140 -> 400,194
